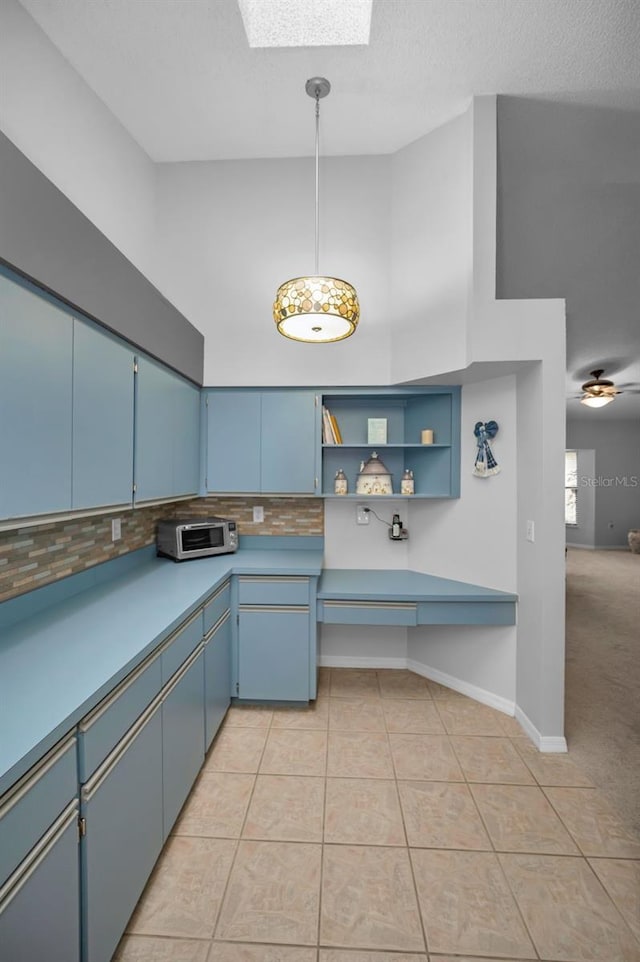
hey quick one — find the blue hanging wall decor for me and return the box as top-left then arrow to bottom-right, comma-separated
473,420 -> 500,477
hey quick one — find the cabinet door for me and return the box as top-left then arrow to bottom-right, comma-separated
72,319 -> 135,509
206,391 -> 261,492
162,648 -> 205,839
172,376 -> 200,496
238,607 -> 311,701
0,273 -> 72,518
261,391 -> 317,493
134,355 -> 174,502
0,803 -> 80,962
135,356 -> 200,502
204,611 -> 231,748
82,701 -> 163,962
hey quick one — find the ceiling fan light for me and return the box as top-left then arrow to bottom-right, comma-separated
580,393 -> 615,408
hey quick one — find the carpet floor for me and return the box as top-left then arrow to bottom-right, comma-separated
565,547 -> 640,836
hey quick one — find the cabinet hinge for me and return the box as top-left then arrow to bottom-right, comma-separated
132,483 -> 137,494
315,395 -> 319,407
236,681 -> 239,695
78,816 -> 87,840
236,614 -> 239,626
314,477 -> 318,489
133,360 -> 138,374
205,396 -> 209,406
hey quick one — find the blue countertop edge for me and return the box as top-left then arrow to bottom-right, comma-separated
0,540 -> 324,796
317,568 -> 517,603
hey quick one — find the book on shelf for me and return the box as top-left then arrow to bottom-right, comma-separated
322,406 -> 342,444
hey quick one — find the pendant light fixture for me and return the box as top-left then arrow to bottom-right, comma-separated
273,78 -> 360,342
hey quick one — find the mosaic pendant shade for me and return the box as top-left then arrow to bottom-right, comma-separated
275,77 -> 359,343
274,275 -> 359,342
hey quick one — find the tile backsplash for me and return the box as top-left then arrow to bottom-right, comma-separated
184,497 -> 324,537
0,497 -> 324,602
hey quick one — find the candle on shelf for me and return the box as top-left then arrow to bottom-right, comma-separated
421,429 -> 434,444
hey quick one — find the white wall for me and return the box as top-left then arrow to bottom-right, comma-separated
567,419 -> 640,547
406,374 -> 518,705
0,0 -> 157,282
390,112 -> 473,383
155,156 -> 392,386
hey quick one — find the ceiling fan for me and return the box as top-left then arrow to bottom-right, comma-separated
573,368 -> 640,408
579,369 -> 619,407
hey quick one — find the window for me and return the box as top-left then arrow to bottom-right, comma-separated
565,450 -> 577,525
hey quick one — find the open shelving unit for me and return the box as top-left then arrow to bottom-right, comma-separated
321,387 -> 461,499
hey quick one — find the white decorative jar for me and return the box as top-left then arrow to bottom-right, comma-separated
355,452 -> 393,496
334,469 -> 348,495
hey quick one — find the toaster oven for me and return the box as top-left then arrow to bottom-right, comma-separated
156,517 -> 238,561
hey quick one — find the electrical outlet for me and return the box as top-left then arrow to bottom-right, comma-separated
252,505 -> 264,523
111,518 -> 122,541
526,520 -> 535,543
356,504 -> 370,525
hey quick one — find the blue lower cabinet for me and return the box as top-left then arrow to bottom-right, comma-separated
0,801 -> 80,962
204,611 -> 231,749
81,699 -> 163,962
237,606 -> 312,701
161,647 -> 205,839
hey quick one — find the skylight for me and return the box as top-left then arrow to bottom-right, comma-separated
237,0 -> 372,48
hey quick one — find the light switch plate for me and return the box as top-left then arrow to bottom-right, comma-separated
111,518 -> 122,541
253,505 -> 264,523
526,520 -> 535,542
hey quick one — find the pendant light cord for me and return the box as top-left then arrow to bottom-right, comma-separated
315,90 -> 320,276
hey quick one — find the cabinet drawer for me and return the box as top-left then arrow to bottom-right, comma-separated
237,576 -> 310,606
78,649 -> 162,782
160,609 -> 204,683
318,600 -> 418,626
0,735 -> 77,885
203,580 -> 231,635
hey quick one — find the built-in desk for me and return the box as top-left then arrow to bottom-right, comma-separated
317,569 -> 517,626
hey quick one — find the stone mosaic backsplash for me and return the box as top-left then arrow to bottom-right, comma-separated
0,497 -> 323,602
183,496 -> 324,537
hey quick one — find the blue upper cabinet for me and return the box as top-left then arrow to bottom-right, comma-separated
72,320 -> 135,510
261,391 -> 318,493
206,391 -> 261,492
205,390 -> 318,494
135,356 -> 200,503
0,272 -> 73,520
172,375 -> 202,497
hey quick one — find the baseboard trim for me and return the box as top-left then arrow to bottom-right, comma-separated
319,656 -> 568,751
567,543 -> 630,551
514,705 -> 567,753
318,655 -> 407,670
319,654 -> 515,716
406,659 -> 515,716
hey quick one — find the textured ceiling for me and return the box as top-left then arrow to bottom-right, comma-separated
17,0 -> 640,162
15,0 -> 640,418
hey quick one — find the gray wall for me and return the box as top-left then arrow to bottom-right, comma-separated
567,420 -> 640,547
0,131 -> 204,384
495,96 -> 640,385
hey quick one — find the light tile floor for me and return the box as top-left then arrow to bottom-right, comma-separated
115,668 -> 640,962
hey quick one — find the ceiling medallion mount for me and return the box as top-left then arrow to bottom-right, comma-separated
273,77 -> 360,343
